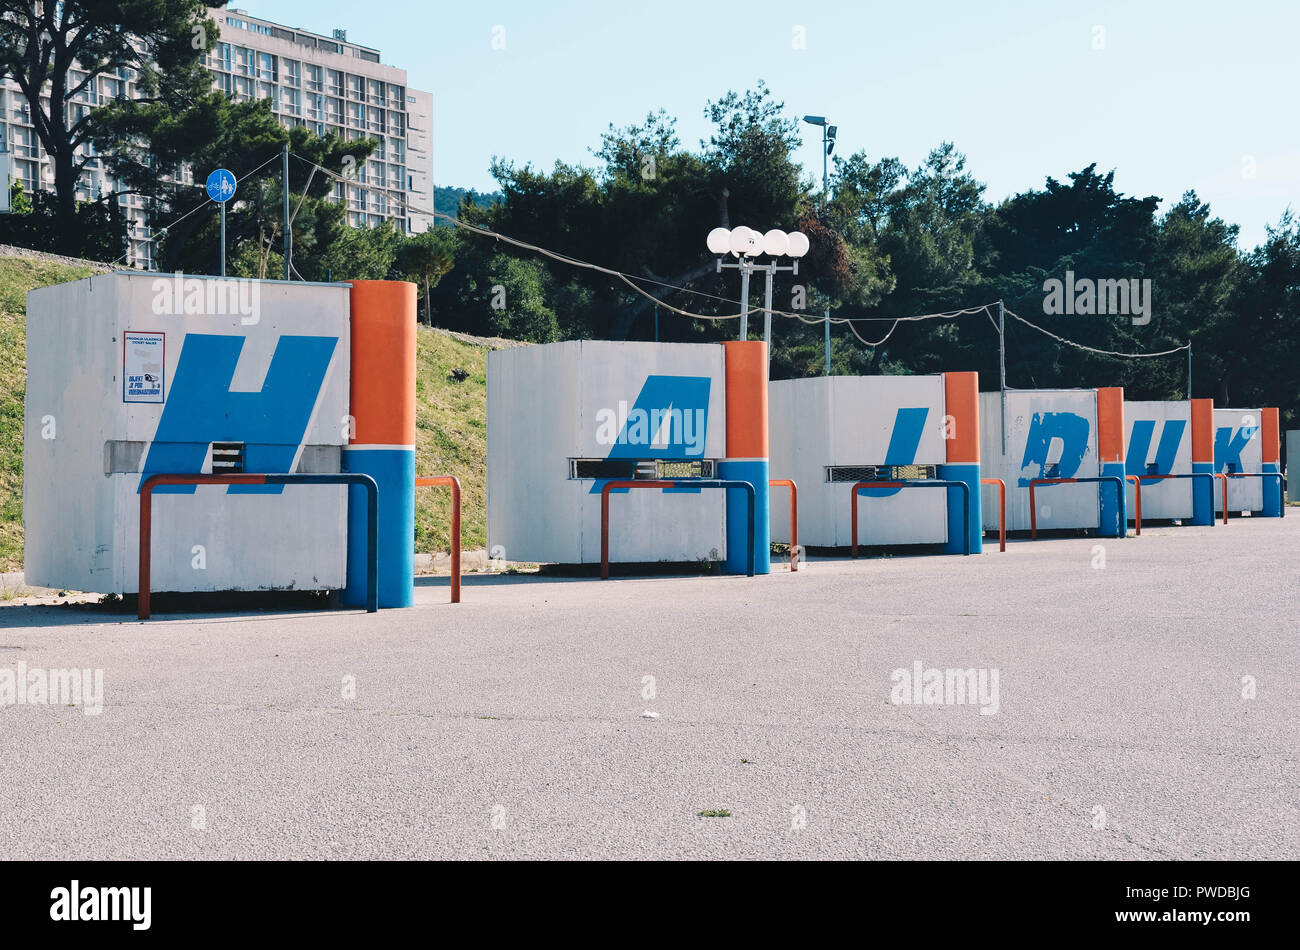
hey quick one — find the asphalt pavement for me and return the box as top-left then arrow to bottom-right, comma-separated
1,516 -> 1296,860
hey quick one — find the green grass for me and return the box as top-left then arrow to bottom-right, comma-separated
0,252 -> 493,570
414,329 -> 490,553
697,809 -> 732,818
0,257 -> 100,570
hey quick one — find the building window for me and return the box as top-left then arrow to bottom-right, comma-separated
284,59 -> 300,86
304,64 -> 322,91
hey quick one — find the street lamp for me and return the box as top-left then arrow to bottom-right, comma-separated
803,115 -> 836,204
707,226 -> 809,360
803,114 -> 837,375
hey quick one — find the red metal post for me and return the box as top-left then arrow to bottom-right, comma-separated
1214,473 -> 1229,523
769,479 -> 798,571
601,480 -> 673,579
1125,475 -> 1142,536
138,473 -> 268,620
851,481 -> 904,558
1029,481 -> 1035,539
415,476 -> 462,603
980,478 -> 1006,552
1029,477 -> 1081,540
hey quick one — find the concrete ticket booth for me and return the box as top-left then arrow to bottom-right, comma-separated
1214,406 -> 1284,516
23,272 -> 419,606
979,387 -> 1127,536
487,339 -> 771,573
767,372 -> 982,554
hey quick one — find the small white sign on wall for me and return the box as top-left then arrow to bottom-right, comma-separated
123,331 -> 165,403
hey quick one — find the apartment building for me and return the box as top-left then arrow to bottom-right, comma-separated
0,7 -> 434,268
208,8 -> 435,235
0,66 -> 158,266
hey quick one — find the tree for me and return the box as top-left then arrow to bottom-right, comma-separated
0,0 -> 217,246
91,93 -> 377,276
399,229 -> 456,324
315,219 -> 401,283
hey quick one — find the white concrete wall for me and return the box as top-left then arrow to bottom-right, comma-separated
980,390 -> 1099,532
769,375 -> 947,547
1214,408 -> 1264,512
1288,430 -> 1299,503
1123,400 -> 1193,520
487,341 -> 727,564
24,273 -> 350,593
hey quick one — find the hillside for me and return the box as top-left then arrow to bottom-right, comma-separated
0,248 -> 493,571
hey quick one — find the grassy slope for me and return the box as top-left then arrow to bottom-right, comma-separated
0,257 -> 99,570
414,330 -> 489,553
0,254 -> 491,570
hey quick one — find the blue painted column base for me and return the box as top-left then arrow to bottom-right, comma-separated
342,447 -> 414,607
1262,463 -> 1283,517
1099,462 -> 1127,537
937,463 -> 982,554
718,459 -> 769,575
1191,461 -> 1214,525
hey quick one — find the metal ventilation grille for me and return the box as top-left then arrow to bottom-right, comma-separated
656,459 -> 716,479
211,441 -> 245,473
826,465 -> 879,483
889,464 -> 935,480
570,459 -> 637,479
826,464 -> 936,482
569,458 -> 718,480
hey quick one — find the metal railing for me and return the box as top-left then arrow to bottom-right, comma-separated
1226,472 -> 1286,517
138,473 -> 378,620
1133,472 -> 1226,525
600,479 -> 756,579
981,478 -> 1006,552
415,476 -> 461,603
850,480 -> 971,558
769,479 -> 799,571
1028,476 -> 1124,540
1126,475 -> 1142,535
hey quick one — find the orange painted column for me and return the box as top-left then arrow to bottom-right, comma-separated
1262,407 -> 1282,516
1096,387 -> 1126,537
342,280 -> 417,607
720,341 -> 769,574
1189,397 -> 1215,524
939,371 -> 982,554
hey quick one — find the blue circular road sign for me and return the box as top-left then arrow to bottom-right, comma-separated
206,168 -> 237,203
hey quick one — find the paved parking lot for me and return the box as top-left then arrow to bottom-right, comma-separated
1,517 -> 1297,860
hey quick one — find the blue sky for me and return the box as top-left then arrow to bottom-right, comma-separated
235,0 -> 1296,249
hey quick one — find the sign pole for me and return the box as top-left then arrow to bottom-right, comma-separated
282,144 -> 291,281
205,168 -> 237,279
999,299 -> 1007,455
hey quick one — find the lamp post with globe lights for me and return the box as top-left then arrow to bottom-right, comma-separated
706,226 -> 810,360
